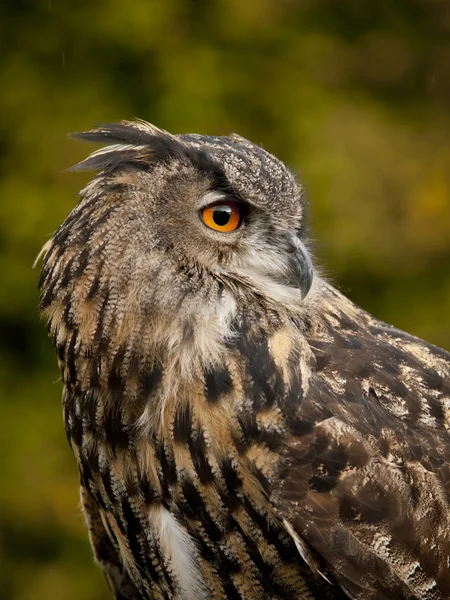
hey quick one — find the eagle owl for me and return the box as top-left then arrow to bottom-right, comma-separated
39,120 -> 450,600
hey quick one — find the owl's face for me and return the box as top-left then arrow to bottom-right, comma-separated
42,122 -> 314,375
71,123 -> 312,311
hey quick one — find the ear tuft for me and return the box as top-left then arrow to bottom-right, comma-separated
70,120 -> 187,172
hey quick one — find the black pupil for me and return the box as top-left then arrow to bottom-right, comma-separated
213,206 -> 232,226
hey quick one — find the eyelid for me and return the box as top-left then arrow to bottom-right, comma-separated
197,191 -> 227,210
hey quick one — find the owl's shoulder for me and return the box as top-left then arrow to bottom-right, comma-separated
279,283 -> 450,599
306,282 -> 450,431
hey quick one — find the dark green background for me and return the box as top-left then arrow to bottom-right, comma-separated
1,1 -> 449,598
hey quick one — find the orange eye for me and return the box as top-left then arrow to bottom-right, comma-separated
201,201 -> 242,233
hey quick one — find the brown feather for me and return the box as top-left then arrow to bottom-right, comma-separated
39,120 -> 450,600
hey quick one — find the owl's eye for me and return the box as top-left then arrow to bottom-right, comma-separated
201,201 -> 242,233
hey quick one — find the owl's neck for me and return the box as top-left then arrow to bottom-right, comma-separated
56,277 -> 332,490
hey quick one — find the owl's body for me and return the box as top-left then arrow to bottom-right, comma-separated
39,121 -> 450,599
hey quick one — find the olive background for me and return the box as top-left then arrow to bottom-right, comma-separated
1,1 -> 450,598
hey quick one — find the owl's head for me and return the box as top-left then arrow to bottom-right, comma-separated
39,121 -> 314,376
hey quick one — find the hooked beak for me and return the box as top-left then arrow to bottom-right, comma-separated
284,236 -> 314,300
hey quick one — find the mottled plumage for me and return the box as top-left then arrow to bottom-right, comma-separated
39,120 -> 450,599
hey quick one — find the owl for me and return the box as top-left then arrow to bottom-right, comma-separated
39,120 -> 450,600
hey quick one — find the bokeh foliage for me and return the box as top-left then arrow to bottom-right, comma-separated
1,0 -> 450,598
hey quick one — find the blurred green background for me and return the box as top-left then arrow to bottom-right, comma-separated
1,0 -> 450,598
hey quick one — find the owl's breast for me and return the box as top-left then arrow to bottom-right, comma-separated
63,313 -> 338,599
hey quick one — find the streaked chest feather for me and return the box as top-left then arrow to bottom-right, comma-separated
64,318 -> 319,599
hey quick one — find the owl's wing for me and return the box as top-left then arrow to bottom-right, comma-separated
279,300 -> 450,599
80,486 -> 142,600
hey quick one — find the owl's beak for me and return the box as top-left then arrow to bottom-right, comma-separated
286,236 -> 314,300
